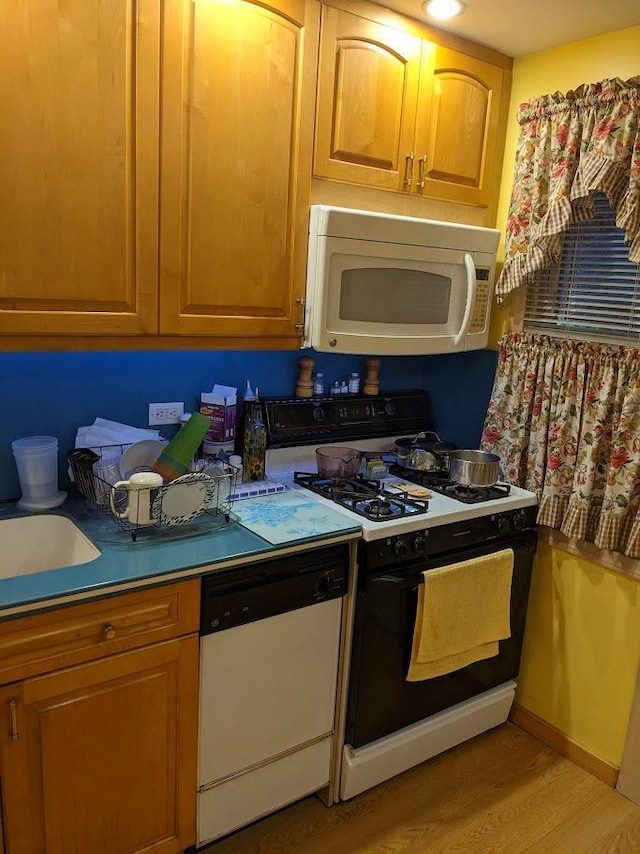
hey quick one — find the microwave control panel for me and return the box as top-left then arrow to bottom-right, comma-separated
469,268 -> 491,333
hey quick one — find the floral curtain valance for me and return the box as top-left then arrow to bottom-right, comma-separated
481,333 -> 640,558
496,76 -> 640,303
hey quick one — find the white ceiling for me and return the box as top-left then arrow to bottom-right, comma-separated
382,0 -> 640,57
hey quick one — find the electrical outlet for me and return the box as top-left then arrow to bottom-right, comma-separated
148,402 -> 185,426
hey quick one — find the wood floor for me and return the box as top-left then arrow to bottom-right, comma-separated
203,723 -> 640,853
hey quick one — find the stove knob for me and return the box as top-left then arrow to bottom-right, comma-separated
513,510 -> 528,531
412,532 -> 428,552
392,538 -> 408,558
384,400 -> 396,416
312,405 -> 326,422
496,515 -> 512,534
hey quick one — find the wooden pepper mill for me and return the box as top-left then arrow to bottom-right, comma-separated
295,356 -> 315,398
363,358 -> 381,396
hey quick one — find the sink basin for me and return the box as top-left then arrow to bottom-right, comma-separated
0,515 -> 101,580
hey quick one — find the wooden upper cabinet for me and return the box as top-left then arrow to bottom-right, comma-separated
0,0 -> 160,336
415,46 -> 505,206
314,7 -> 423,190
160,0 -> 318,343
314,4 -> 509,208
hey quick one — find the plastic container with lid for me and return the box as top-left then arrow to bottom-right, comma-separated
11,435 -> 66,510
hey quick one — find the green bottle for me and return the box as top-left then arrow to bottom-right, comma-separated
242,391 -> 266,482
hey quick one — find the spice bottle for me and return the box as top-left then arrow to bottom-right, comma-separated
313,372 -> 325,396
348,372 -> 360,394
242,389 -> 266,482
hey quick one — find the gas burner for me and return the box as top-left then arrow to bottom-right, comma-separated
388,464 -> 512,504
362,498 -> 394,519
318,479 -> 372,499
294,472 -> 380,498
344,491 -> 428,521
388,464 -> 451,486
443,482 -> 512,504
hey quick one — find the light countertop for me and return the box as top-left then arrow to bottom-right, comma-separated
0,489 -> 360,618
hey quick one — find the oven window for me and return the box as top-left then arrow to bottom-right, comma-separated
339,268 -> 451,324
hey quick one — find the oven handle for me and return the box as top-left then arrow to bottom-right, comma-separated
370,574 -> 422,590
368,533 -> 537,590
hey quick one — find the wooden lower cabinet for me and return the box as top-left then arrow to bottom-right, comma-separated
0,636 -> 198,854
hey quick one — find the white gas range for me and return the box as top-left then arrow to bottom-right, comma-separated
261,391 -> 538,803
266,436 -> 537,542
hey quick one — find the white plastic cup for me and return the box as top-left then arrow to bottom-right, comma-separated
11,436 -> 60,502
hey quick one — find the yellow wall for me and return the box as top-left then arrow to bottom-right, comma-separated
495,28 -> 640,767
519,542 -> 640,765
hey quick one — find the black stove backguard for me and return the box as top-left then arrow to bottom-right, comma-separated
262,390 -> 431,448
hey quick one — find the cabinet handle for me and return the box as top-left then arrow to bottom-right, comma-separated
404,153 -> 414,187
103,623 -> 117,641
417,155 -> 427,189
8,698 -> 19,742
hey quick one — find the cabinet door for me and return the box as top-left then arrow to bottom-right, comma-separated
0,0 -> 160,336
414,46 -> 505,206
314,7 -> 422,190
160,0 -> 317,345
0,637 -> 198,854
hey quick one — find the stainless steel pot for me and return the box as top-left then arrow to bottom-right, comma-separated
316,446 -> 362,479
448,450 -> 501,488
394,432 -> 452,471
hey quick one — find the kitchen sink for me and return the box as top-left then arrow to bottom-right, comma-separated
0,514 -> 101,580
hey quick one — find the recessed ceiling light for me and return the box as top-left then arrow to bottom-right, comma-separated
423,0 -> 466,19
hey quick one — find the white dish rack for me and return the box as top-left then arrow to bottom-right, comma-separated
68,444 -> 239,542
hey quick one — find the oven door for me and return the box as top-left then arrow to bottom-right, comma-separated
346,531 -> 536,749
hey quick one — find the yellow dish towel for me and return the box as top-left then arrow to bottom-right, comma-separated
407,548 -> 514,682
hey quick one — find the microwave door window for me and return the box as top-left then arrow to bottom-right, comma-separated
339,268 -> 452,328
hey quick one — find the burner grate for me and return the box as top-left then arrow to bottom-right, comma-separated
388,464 -> 511,504
294,471 -> 429,521
443,482 -> 511,503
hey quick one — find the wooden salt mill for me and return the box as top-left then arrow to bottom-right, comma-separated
363,358 -> 381,396
296,356 -> 315,398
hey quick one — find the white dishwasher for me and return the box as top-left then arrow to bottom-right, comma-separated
197,543 -> 348,847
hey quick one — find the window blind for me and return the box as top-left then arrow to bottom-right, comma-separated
524,193 -> 640,345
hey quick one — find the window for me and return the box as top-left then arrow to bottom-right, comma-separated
524,193 -> 640,345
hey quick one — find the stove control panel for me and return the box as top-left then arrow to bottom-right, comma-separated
262,390 -> 430,447
361,506 -> 538,571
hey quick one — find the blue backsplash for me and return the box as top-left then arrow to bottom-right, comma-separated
0,348 -> 497,500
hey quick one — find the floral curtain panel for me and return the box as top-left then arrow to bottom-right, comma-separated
481,333 -> 640,558
496,77 -> 640,302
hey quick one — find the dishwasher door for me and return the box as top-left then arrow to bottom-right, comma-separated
199,595 -> 342,785
197,544 -> 348,844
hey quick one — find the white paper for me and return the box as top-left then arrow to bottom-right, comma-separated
201,384 -> 237,405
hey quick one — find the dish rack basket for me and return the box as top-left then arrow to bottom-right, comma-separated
68,446 -> 238,541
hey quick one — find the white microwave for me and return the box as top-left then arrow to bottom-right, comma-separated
303,205 -> 500,356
